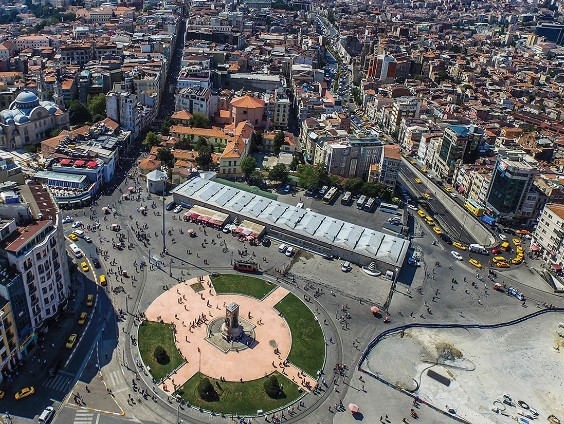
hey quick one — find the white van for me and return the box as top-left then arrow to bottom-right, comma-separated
69,243 -> 83,258
73,229 -> 84,238
38,406 -> 54,423
278,243 -> 288,253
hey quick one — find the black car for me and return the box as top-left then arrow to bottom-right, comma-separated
166,201 -> 176,211
305,188 -> 317,197
92,258 -> 101,269
440,233 -> 453,244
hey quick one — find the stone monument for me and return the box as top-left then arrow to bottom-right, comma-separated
221,302 -> 243,341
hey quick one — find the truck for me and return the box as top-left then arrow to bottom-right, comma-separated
507,286 -> 525,301
469,244 -> 488,255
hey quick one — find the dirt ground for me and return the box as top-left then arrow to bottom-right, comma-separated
363,312 -> 564,423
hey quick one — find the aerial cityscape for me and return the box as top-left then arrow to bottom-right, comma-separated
0,0 -> 563,423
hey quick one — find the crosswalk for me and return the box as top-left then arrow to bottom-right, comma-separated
43,373 -> 72,392
103,370 -> 122,387
74,409 -> 95,424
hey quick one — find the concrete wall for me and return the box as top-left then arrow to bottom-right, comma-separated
401,158 -> 496,247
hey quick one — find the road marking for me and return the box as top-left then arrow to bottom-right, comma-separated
74,409 -> 95,423
43,374 -> 71,392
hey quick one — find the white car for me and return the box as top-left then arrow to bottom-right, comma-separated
499,234 -> 507,241
450,192 -> 457,198
451,251 -> 463,261
407,204 -> 418,211
278,243 -> 288,253
173,205 -> 183,213
341,261 -> 352,272
84,236 -> 92,243
285,246 -> 295,257
222,224 -> 232,234
72,221 -> 83,228
63,216 -> 74,224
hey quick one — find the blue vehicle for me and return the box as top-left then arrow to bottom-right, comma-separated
507,286 -> 525,301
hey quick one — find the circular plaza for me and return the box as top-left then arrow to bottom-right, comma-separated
139,274 -> 325,415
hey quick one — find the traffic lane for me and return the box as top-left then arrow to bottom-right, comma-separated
399,171 -> 476,244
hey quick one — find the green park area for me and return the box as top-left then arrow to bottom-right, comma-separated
211,274 -> 275,299
138,321 -> 185,381
176,372 -> 302,415
275,294 -> 325,377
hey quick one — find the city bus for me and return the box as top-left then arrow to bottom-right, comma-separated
464,199 -> 484,217
356,195 -> 367,209
363,197 -> 376,212
379,202 -> 399,214
341,191 -> 352,205
323,186 -> 339,204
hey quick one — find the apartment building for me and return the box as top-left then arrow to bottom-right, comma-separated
175,87 -> 212,117
0,184 -> 71,335
379,145 -> 401,190
433,125 -> 483,182
533,204 -> 564,270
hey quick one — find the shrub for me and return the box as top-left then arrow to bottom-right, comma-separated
197,378 -> 217,401
263,375 -> 283,399
154,345 -> 170,365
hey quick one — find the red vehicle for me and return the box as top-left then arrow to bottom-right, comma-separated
233,260 -> 259,273
491,247 -> 502,254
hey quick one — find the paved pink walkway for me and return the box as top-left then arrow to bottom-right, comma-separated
144,276 -> 318,393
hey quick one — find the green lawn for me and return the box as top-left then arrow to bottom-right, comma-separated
274,294 -> 325,377
176,372 -> 302,415
211,274 -> 275,299
138,321 -> 185,382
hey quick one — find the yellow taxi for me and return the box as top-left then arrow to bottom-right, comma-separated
421,167 -> 428,173
432,226 -> 443,235
78,312 -> 87,325
410,159 -> 416,165
444,187 -> 452,192
496,261 -> 510,268
415,178 -> 422,184
69,233 -> 79,241
516,229 -> 531,235
469,259 -> 482,269
512,238 -> 521,246
516,246 -> 524,254
86,294 -> 94,307
99,274 -> 107,286
417,209 -> 426,218
423,193 -> 430,199
80,262 -> 89,272
66,334 -> 77,349
452,242 -> 467,250
14,386 -> 35,400
492,256 -> 507,263
511,257 -> 523,265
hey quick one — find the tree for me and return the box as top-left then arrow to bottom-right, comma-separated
240,156 -> 257,180
87,93 -> 106,118
161,117 -> 173,136
68,100 -> 91,125
273,131 -> 285,155
289,156 -> 300,171
195,145 -> 213,169
268,163 -> 289,184
344,177 -> 364,194
248,170 -> 263,187
156,148 -> 174,168
296,164 -> 319,189
264,375 -> 283,399
143,131 -> 160,148
189,112 -> 211,128
197,378 -> 218,401
153,345 -> 170,365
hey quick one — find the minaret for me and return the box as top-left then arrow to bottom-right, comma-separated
53,67 -> 65,110
38,67 -> 47,101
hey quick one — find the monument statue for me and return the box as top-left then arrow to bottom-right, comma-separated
221,302 -> 243,341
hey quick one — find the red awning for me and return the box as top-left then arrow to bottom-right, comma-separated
60,159 -> 71,165
551,263 -> 561,271
531,244 -> 540,251
87,161 -> 97,167
74,160 -> 85,166
198,216 -> 210,223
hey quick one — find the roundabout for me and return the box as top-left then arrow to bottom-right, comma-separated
140,274 -> 325,415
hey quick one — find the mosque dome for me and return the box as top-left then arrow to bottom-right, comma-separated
11,90 -> 40,110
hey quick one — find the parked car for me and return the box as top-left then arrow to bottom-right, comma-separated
166,201 -> 176,211
173,205 -> 183,213
92,258 -> 101,269
285,246 -> 295,257
72,221 -> 83,228
341,261 -> 352,272
62,216 -> 74,224
80,262 -> 89,272
278,243 -> 288,253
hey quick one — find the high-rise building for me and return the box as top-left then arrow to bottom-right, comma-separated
433,125 -> 483,182
485,153 -> 537,224
0,184 -> 71,332
533,203 -> 564,270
